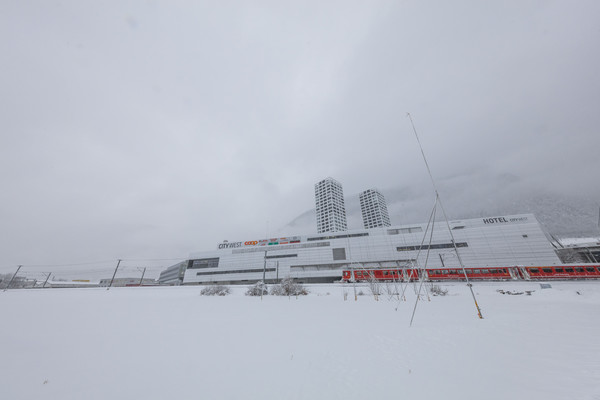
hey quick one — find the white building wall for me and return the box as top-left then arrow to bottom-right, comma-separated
184,214 -> 561,284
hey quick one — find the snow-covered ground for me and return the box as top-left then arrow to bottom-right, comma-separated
1,281 -> 599,400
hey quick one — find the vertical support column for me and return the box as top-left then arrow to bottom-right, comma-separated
42,272 -> 52,288
107,259 -> 122,290
3,265 -> 22,292
261,251 -> 267,300
139,267 -> 147,286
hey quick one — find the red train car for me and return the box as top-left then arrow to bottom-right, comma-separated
425,267 -> 514,281
341,264 -> 600,282
342,268 -> 418,282
518,265 -> 600,280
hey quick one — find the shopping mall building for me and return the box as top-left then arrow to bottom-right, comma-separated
176,213 -> 561,285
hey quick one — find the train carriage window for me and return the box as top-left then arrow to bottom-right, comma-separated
586,267 -> 595,273
442,270 -> 448,274
481,269 -> 489,274
565,268 -> 574,273
575,267 -> 584,273
473,270 -> 480,274
542,268 -> 552,273
529,268 -> 539,274
555,268 -> 564,273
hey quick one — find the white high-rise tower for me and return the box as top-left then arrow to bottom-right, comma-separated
359,188 -> 391,229
315,177 -> 348,233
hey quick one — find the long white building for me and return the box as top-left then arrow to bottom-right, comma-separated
181,213 -> 561,285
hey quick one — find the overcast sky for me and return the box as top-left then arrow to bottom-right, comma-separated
1,1 -> 599,277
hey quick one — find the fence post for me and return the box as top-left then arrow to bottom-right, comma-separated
3,265 -> 22,292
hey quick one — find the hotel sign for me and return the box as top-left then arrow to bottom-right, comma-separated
482,216 -> 528,224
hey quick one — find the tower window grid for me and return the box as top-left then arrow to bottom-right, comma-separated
359,189 -> 391,229
315,177 -> 348,234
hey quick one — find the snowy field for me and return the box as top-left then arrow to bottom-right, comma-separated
1,281 -> 599,400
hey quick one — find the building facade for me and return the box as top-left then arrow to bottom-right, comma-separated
180,214 -> 562,285
159,261 -> 187,285
98,278 -> 157,287
359,188 -> 391,229
315,177 -> 348,233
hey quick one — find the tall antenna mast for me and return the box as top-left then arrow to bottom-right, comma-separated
407,113 -> 483,319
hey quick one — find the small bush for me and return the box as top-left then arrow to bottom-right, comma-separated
367,279 -> 382,297
270,278 -> 308,296
246,281 -> 268,296
200,284 -> 230,296
430,285 -> 448,296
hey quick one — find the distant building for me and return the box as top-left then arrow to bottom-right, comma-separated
98,277 -> 157,287
555,241 -> 600,263
159,261 -> 187,285
359,188 -> 391,229
315,177 -> 348,233
46,280 -> 99,288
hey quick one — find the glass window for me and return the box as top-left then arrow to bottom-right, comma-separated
188,258 -> 220,269
332,248 -> 346,261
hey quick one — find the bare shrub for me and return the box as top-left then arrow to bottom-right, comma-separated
245,281 -> 268,296
0,273 -> 30,289
430,285 -> 448,296
200,284 -> 230,296
270,278 -> 308,296
367,277 -> 382,299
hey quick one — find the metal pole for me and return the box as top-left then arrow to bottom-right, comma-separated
587,248 -> 598,264
276,261 -> 279,283
42,272 -> 51,289
262,251 -> 267,283
4,265 -> 22,291
107,259 -> 122,290
407,113 -> 483,319
139,267 -> 147,286
437,194 -> 484,319
261,251 -> 267,300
